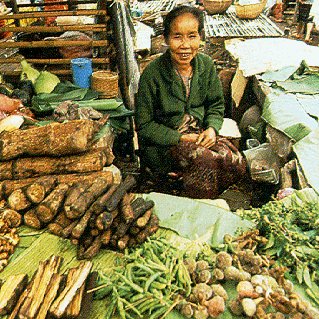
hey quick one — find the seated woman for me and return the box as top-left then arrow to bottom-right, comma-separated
135,5 -> 246,199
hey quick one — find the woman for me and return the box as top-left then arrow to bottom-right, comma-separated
135,5 -> 245,198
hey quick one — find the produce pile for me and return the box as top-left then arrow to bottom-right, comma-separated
93,235 -> 319,319
0,213 -> 19,272
0,255 -> 93,318
238,199 -> 319,307
0,60 -> 124,121
0,173 -> 159,260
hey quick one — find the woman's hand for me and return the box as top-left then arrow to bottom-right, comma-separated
180,133 -> 199,143
196,127 -> 216,148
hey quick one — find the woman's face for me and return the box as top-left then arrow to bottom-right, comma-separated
166,13 -> 201,68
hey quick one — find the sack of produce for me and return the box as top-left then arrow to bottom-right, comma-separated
44,31 -> 93,59
171,137 -> 246,199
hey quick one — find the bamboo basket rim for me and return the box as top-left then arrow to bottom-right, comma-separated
92,70 -> 118,80
234,0 -> 267,19
204,0 -> 232,14
91,70 -> 118,98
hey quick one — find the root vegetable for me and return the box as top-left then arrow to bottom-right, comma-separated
120,192 -> 135,222
229,299 -> 243,316
193,305 -> 209,319
104,175 -> 136,212
117,234 -> 130,251
238,270 -> 252,281
212,268 -> 224,281
242,298 -> 257,317
135,209 -> 152,228
179,303 -> 193,318
211,284 -> 228,301
197,270 -> 211,283
65,177 -> 111,219
184,257 -> 197,274
135,214 -> 159,244
215,251 -> 232,269
101,229 -> 112,246
192,283 -> 213,303
205,295 -> 225,318
224,266 -> 241,281
196,260 -> 209,272
47,223 -> 63,236
7,189 -> 31,211
1,209 -> 22,227
24,209 -> 42,229
36,183 -> 69,223
237,281 -> 255,299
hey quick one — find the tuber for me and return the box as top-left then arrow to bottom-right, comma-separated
192,283 -> 213,303
211,284 -> 228,301
242,298 -> 257,317
205,295 -> 225,318
236,281 -> 256,299
215,251 -> 232,269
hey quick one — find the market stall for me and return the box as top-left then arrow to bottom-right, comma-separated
0,0 -> 319,318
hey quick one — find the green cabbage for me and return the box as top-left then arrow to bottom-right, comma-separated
20,60 -> 40,84
34,71 -> 60,94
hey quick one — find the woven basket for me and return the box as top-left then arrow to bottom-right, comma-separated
91,70 -> 118,99
203,0 -> 232,14
234,0 -> 267,19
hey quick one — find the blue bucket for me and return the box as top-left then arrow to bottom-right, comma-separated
71,58 -> 93,88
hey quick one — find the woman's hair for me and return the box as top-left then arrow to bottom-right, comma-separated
163,5 -> 204,41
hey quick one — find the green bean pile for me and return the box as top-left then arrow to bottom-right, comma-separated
94,237 -> 192,319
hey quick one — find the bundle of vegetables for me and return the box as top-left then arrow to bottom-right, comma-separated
0,255 -> 93,317
237,200 -> 319,306
94,237 -> 193,319
1,174 -> 160,259
30,81 -> 125,116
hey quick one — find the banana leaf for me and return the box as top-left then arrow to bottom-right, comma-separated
260,65 -> 298,82
293,128 -> 319,194
275,74 -> 319,94
262,92 -> 318,142
296,94 -> 319,120
141,192 -> 254,246
280,187 -> 319,206
31,97 -> 124,115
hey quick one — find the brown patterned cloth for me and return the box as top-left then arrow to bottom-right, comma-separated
170,133 -> 246,199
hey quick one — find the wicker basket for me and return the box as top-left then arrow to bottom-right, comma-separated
91,70 -> 119,99
234,0 -> 267,19
203,0 -> 232,14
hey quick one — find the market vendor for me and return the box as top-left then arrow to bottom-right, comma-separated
135,5 -> 246,198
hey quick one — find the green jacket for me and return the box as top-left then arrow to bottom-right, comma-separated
135,50 -> 225,173
135,50 -> 225,147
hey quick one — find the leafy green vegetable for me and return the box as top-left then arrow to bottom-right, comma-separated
238,199 -> 319,305
20,59 -> 40,84
34,71 -> 60,94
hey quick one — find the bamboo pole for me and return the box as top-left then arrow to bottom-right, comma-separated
0,57 -> 110,64
0,39 -> 108,48
2,68 -> 105,76
0,24 -> 108,33
0,9 -> 107,20
15,0 -> 96,8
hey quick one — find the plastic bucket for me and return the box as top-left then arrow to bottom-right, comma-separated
71,58 -> 92,88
